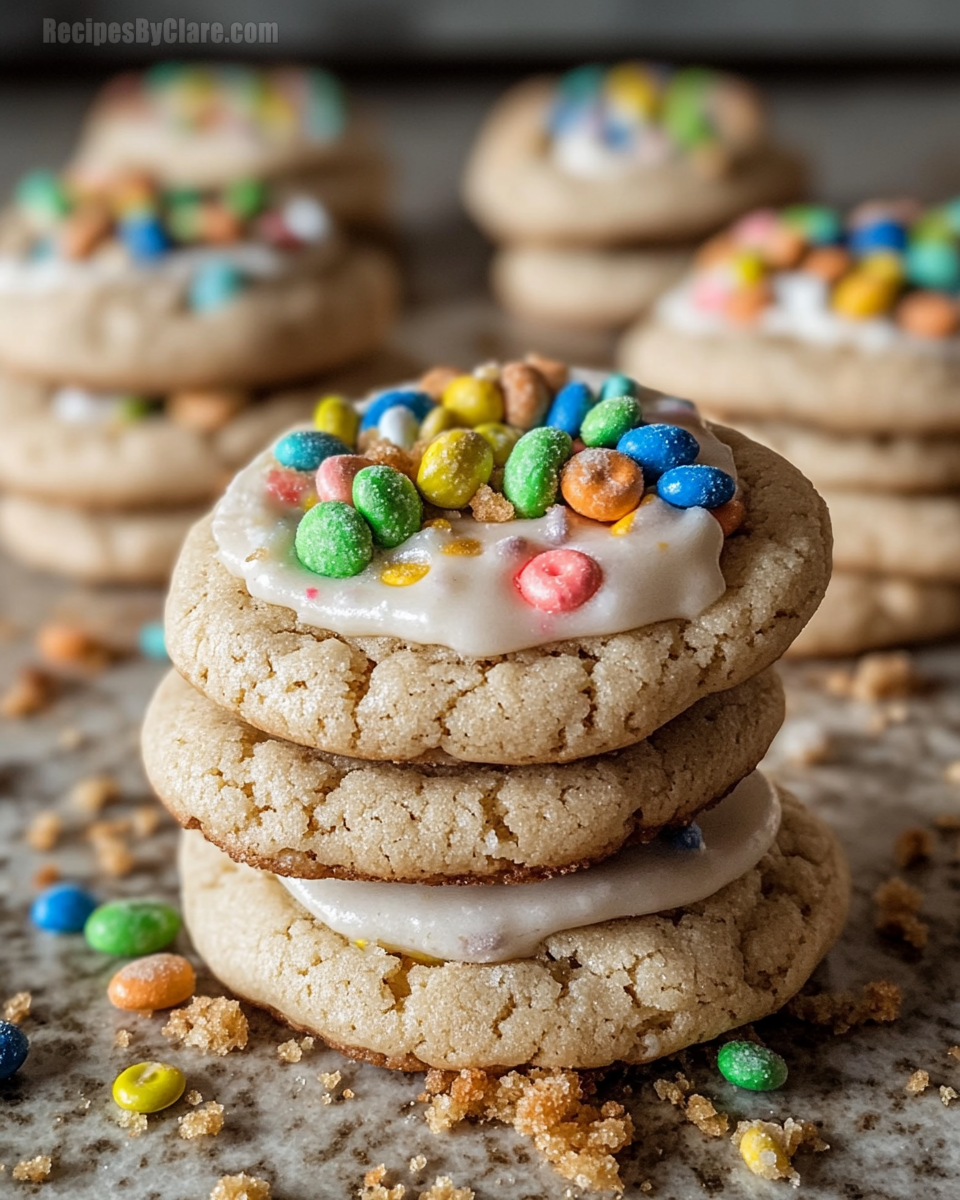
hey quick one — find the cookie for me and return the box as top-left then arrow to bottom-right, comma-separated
787,572 -> 960,658
165,424 -> 830,764
179,788 -> 848,1070
491,244 -> 691,329
70,64 -> 390,229
463,75 -> 804,248
144,666 -> 784,884
824,490 -> 960,582
0,494 -> 204,585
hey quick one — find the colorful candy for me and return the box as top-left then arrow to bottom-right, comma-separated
167,389 -> 247,433
441,375 -> 505,426
360,389 -> 433,432
313,395 -> 359,447
138,621 -> 169,661
188,260 -> 246,312
275,430 -> 350,472
112,1062 -> 186,1113
108,953 -> 196,1011
119,213 -> 169,261
316,454 -> 371,504
657,465 -> 736,510
295,500 -> 373,577
224,178 -> 267,220
0,1021 -> 29,1081
560,449 -> 644,522
31,883 -> 98,934
897,290 -> 960,338
377,404 -> 420,450
353,465 -> 422,548
515,548 -> 603,612
579,396 -> 642,448
419,405 -> 463,441
281,195 -> 330,243
717,1041 -> 788,1091
597,373 -> 640,402
502,427 -> 573,518
617,423 -> 700,481
905,240 -> 960,291
265,465 -> 317,507
545,381 -> 595,438
738,1127 -> 791,1179
474,422 -> 521,467
84,900 -> 181,957
499,362 -> 550,429
417,429 -> 493,509
16,169 -> 70,225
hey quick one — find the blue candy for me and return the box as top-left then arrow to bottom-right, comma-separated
905,241 -> 960,291
663,822 -> 705,852
0,1021 -> 29,1081
657,464 -> 736,510
598,373 -> 640,402
781,204 -> 843,246
359,390 -> 433,432
119,214 -> 169,261
617,423 -> 700,482
31,883 -> 99,934
188,261 -> 245,312
138,621 -> 168,661
545,381 -> 595,438
849,220 -> 907,255
274,429 -> 350,472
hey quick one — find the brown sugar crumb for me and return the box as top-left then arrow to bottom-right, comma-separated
408,1156 -> 427,1173
178,1101 -> 225,1139
32,863 -> 60,888
186,1089 -> 202,1106
12,1156 -> 52,1182
362,439 -> 421,482
68,774 -> 119,815
948,1046 -> 960,1062
3,992 -> 31,1025
116,1110 -> 148,1138
300,1036 -> 315,1051
319,1070 -> 342,1090
210,1173 -> 271,1200
906,1069 -> 930,1096
114,1028 -> 132,1048
732,1118 -> 827,1187
277,1039 -> 302,1063
941,1085 -> 959,1106
1,666 -> 58,717
360,1164 -> 406,1200
417,1179 -> 473,1200
469,483 -> 514,523
35,622 -> 112,671
787,979 -> 902,1034
875,877 -> 928,948
895,827 -> 933,868
25,811 -> 61,852
343,1088 -> 356,1099
421,1068 -> 633,1194
653,1074 -> 690,1107
161,996 -> 248,1056
685,1094 -> 729,1138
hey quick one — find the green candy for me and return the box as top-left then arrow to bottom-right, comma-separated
502,427 -> 573,519
597,373 -> 640,402
579,397 -> 642,448
15,170 -> 70,224
662,68 -> 716,149
295,500 -> 373,578
117,396 -> 160,423
717,1041 -> 788,1092
352,465 -> 421,549
224,178 -> 267,221
84,900 -> 180,957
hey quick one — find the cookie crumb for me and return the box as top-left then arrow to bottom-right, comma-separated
210,1173 -> 270,1200
846,652 -> 927,702
178,1101 -> 225,1139
685,1094 -> 728,1138
36,622 -> 111,671
161,996 -> 248,1055
1,666 -> 58,717
300,1036 -> 314,1051
417,1178 -> 473,1200
114,1029 -> 132,1048
906,1069 -> 930,1096
321,1093 -> 333,1106
948,1046 -> 960,1062
319,1070 -> 342,1090
732,1118 -> 827,1187
277,1039 -> 302,1063
68,774 -> 119,815
408,1156 -> 427,1173
933,812 -> 960,831
363,439 -> 420,482
116,1110 -> 148,1138
186,1089 -> 202,1105
360,1164 -> 406,1200
87,822 -> 135,877
941,1086 -> 958,1106
944,761 -> 960,786
12,1156 -> 52,1182
343,1088 -> 356,1099
25,811 -> 61,852
653,1074 -> 690,1107
3,992 -> 31,1025
875,877 -> 928,948
787,980 -> 902,1034
469,484 -> 514,523
57,726 -> 83,750
130,805 -> 161,838
894,827 -> 933,868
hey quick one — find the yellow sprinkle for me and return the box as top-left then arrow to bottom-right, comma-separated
738,1128 -> 791,1179
610,511 -> 636,536
380,941 -> 444,966
380,562 -> 430,587
352,939 -> 368,950
440,538 -> 483,557
302,494 -> 318,511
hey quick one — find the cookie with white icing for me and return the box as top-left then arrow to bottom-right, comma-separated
179,787 -> 848,1070
144,666 -> 784,884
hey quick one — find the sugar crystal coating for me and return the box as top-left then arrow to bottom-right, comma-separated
295,500 -> 373,577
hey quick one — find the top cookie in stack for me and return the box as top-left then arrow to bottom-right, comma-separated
462,63 -> 804,330
620,199 -> 960,655
144,356 -> 848,1072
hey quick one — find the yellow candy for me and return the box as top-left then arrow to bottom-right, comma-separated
610,511 -> 637,536
440,538 -> 483,557
738,1127 -> 791,1180
605,63 -> 659,118
380,561 -> 430,587
112,1061 -> 186,1113
730,251 -> 766,287
832,270 -> 899,320
419,405 -> 463,442
474,421 -> 521,467
860,251 -> 905,283
416,429 -> 493,509
313,395 -> 359,447
441,375 -> 505,427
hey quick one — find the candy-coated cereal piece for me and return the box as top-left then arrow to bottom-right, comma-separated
560,449 -> 644,522
801,245 -> 851,283
0,1021 -> 29,1080
274,429 -> 350,472
417,429 -> 493,509
295,501 -> 373,577
579,396 -> 642,448
474,422 -> 521,467
380,561 -> 430,587
499,362 -> 550,430
313,395 -> 359,447
361,389 -> 433,432
418,365 -> 461,399
524,352 -> 568,393
545,381 -> 595,438
597,372 -> 640,402
377,404 -> 420,450
441,375 -> 505,426
896,290 -> 960,339
515,548 -> 603,613
502,427 -> 573,518
617,423 -> 699,481
265,466 -> 316,507
167,389 -> 247,433
31,883 -> 98,934
353,465 -> 422,548
84,900 -> 181,957
315,454 -> 371,504
738,1127 -> 792,1179
717,1041 -> 788,1091
711,497 -> 747,536
108,953 -> 196,1011
905,240 -> 960,291
419,405 -> 464,441
658,464 -> 736,509
831,271 -> 898,320
188,260 -> 245,311
138,621 -> 168,660
112,1062 -> 186,1113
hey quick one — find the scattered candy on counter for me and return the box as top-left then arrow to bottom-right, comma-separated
84,899 -> 181,957
112,1061 -> 186,1113
138,621 -> 169,660
717,1041 -> 789,1091
108,954 -> 196,1011
30,882 -> 99,934
0,1020 -> 30,1080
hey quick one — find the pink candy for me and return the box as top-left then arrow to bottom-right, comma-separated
515,548 -> 602,613
316,454 -> 372,504
265,466 -> 315,507
732,208 -> 778,246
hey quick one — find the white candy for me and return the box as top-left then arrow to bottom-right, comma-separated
51,386 -> 119,424
377,404 -> 419,450
772,271 -> 828,315
281,195 -> 331,244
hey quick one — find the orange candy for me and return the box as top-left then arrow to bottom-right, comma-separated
724,283 -> 771,325
199,202 -> 243,244
59,205 -> 112,260
896,290 -> 960,339
107,953 -> 196,1012
560,449 -> 644,523
801,245 -> 852,283
761,225 -> 806,269
711,497 -> 747,537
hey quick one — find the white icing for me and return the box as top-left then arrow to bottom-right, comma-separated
280,770 -> 781,963
211,380 -> 736,657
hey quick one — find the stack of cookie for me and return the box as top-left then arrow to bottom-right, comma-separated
144,356 -> 848,1072
462,62 -> 804,330
0,64 -> 398,584
621,199 -> 960,655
